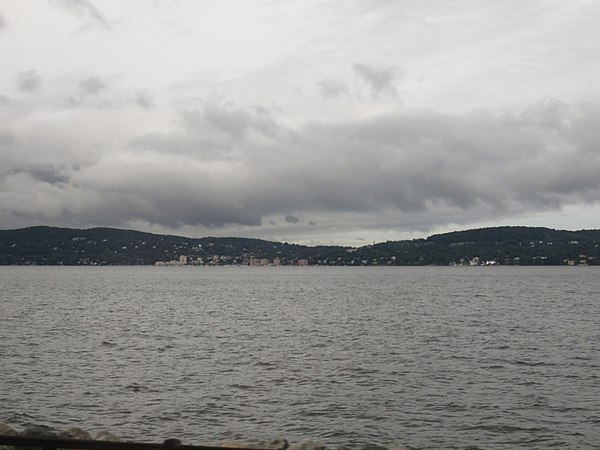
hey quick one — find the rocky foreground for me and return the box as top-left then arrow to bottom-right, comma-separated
0,423 -> 413,450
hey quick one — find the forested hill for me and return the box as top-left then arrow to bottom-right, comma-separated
1,225 -> 599,266
0,226 -> 316,266
426,226 -> 600,244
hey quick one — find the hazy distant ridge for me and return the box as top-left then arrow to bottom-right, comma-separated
1,225 -> 599,266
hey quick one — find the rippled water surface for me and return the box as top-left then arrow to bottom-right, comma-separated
0,266 -> 598,449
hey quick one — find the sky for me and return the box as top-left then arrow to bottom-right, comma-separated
1,0 -> 600,246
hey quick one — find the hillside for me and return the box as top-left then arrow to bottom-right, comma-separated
371,226 -> 600,266
0,226 -> 599,266
0,226 -> 320,266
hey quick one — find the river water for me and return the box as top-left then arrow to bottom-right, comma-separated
0,266 -> 598,449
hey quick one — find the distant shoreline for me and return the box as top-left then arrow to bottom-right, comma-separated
2,225 -> 599,266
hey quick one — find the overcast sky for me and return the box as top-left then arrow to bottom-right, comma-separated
1,0 -> 600,245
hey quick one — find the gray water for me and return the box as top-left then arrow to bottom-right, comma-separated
0,266 -> 598,449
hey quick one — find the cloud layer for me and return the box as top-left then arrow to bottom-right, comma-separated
2,89 -> 600,239
1,1 -> 600,243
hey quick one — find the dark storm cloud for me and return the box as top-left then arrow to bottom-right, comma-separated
49,0 -> 110,30
16,70 -> 42,92
353,63 -> 401,97
318,79 -> 350,98
2,98 -> 600,232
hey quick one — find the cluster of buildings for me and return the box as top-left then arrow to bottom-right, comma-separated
448,257 -> 501,266
468,257 -> 500,266
153,255 -> 190,266
154,255 -> 311,267
564,254 -> 595,265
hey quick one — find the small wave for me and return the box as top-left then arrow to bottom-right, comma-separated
429,402 -> 468,412
513,360 -> 556,367
124,383 -> 150,392
572,355 -> 593,361
157,344 -> 175,352
449,355 -> 473,360
349,367 -> 380,375
302,410 -> 332,417
553,406 -> 590,413
514,380 -> 543,387
6,412 -> 37,423
499,437 -> 555,445
228,383 -> 255,390
254,361 -> 277,368
461,424 -> 547,434
444,402 -> 468,412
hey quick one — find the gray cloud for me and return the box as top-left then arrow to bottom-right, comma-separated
284,214 -> 301,224
49,0 -> 110,30
2,98 -> 600,234
0,11 -> 7,31
26,167 -> 70,184
64,77 -> 109,107
353,63 -> 401,97
16,70 -> 42,92
79,77 -> 105,95
0,128 -> 15,145
0,95 -> 9,106
132,98 -> 283,159
134,90 -> 154,109
318,79 -> 350,98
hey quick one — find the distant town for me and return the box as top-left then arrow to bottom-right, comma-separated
1,225 -> 599,266
154,254 -> 309,267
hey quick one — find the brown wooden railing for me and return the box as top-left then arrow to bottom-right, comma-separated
0,436 -> 269,450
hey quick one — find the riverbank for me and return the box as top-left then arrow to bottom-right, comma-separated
0,424 -> 413,450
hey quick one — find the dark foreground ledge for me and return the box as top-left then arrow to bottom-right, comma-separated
0,423 -> 413,450
0,436 -> 267,450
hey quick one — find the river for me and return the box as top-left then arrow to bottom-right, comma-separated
0,266 -> 598,449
